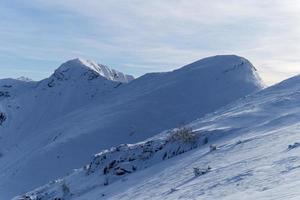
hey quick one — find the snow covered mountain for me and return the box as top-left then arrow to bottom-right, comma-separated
14,72 -> 300,200
48,58 -> 134,84
0,55 -> 263,199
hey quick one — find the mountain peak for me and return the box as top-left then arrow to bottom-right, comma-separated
51,58 -> 134,83
180,55 -> 264,88
183,55 -> 254,71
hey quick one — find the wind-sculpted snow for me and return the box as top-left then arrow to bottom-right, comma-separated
0,55 -> 264,199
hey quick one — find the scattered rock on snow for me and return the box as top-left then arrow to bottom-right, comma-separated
288,142 -> 300,150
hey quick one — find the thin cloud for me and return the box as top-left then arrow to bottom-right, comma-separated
0,0 -> 299,84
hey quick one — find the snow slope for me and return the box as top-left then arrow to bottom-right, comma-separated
14,73 -> 300,200
0,55 -> 263,199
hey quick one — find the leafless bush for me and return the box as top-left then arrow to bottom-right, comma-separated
193,166 -> 211,177
209,144 -> 217,152
0,112 -> 6,125
62,182 -> 70,195
169,126 -> 198,144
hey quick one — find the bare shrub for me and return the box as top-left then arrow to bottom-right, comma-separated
193,166 -> 212,177
169,126 -> 198,144
62,182 -> 70,195
209,144 -> 217,152
288,142 -> 300,150
203,137 -> 209,145
0,112 -> 6,125
104,177 -> 109,186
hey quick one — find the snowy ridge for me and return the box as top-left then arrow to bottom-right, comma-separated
0,55 -> 264,199
13,73 -> 300,200
180,55 -> 263,88
13,127 -> 223,200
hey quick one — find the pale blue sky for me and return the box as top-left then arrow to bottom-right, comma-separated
1,0 -> 300,85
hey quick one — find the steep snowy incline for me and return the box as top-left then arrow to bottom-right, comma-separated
0,55 -> 263,199
15,74 -> 300,200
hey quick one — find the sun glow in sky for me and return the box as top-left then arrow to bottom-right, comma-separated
1,0 -> 300,85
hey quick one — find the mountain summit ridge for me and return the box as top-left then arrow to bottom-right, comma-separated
178,55 -> 264,88
50,58 -> 134,83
